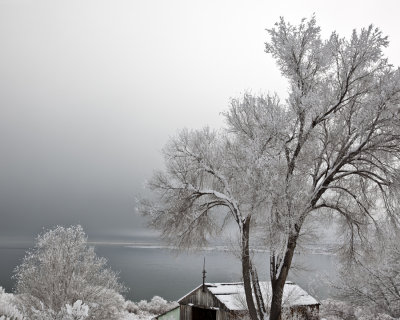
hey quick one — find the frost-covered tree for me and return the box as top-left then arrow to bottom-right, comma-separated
14,225 -> 126,320
259,16 -> 400,320
333,227 -> 400,318
140,16 -> 400,320
139,121 -> 281,319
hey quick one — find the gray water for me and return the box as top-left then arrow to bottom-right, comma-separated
0,244 -> 338,302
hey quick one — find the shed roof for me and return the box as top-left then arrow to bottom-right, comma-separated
179,281 -> 319,311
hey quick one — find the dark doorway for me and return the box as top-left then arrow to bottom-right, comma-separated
192,306 -> 216,320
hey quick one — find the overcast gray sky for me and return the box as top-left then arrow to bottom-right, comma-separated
0,0 -> 399,244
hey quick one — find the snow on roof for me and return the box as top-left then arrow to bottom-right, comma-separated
204,281 -> 319,311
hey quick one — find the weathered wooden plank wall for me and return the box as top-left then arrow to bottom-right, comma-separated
179,287 -> 228,311
179,287 -> 232,320
180,305 -> 191,320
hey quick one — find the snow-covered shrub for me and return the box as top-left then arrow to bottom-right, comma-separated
64,300 -> 90,320
320,299 -> 397,320
124,300 -> 139,314
319,299 -> 356,320
333,227 -> 400,318
353,307 -> 396,320
137,296 -> 177,315
122,296 -> 178,320
28,300 -> 90,320
137,296 -> 178,314
0,287 -> 24,320
14,225 -> 126,320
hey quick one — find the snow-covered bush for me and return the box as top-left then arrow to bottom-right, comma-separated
333,227 -> 400,318
63,300 -> 90,320
137,296 -> 177,315
122,296 -> 178,320
320,299 -> 397,320
319,299 -> 356,320
124,300 -> 139,314
0,288 -> 178,320
353,308 -> 396,320
13,225 -> 126,320
28,300 -> 89,320
0,287 -> 24,320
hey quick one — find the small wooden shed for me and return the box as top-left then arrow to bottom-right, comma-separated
177,281 -> 320,320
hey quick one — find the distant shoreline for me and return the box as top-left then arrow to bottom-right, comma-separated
0,241 -> 337,256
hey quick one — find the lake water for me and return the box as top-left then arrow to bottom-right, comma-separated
0,244 -> 338,302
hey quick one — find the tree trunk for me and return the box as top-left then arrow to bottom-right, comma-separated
269,234 -> 299,320
242,217 -> 259,320
250,263 -> 266,318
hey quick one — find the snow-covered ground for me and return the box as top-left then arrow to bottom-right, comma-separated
2,286 -> 399,320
